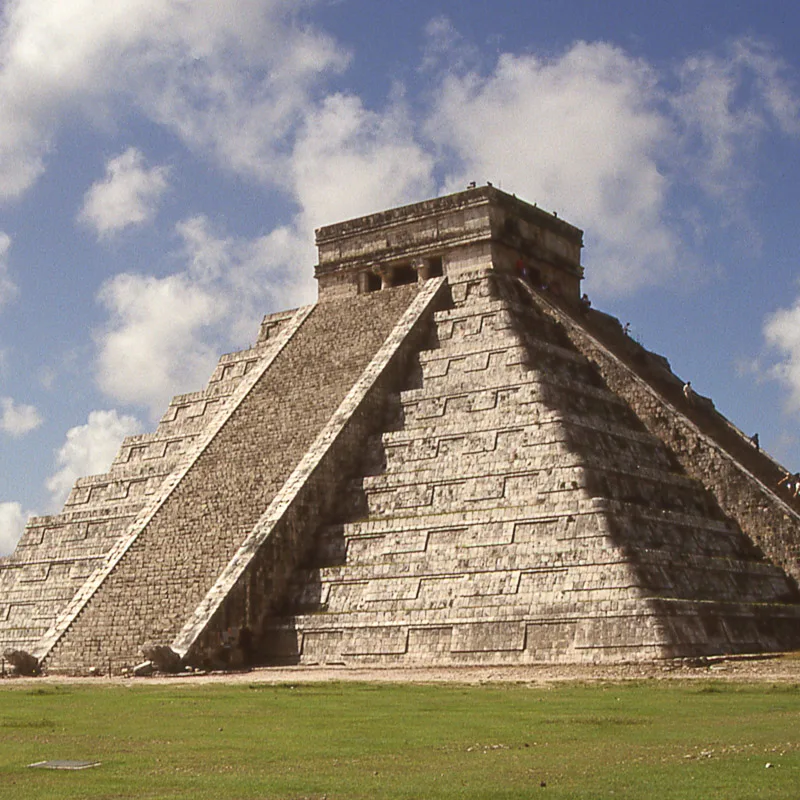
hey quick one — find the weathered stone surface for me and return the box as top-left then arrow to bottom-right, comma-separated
0,307 -> 300,656
31,280 -> 444,673
141,645 -> 182,673
2,186 -> 799,673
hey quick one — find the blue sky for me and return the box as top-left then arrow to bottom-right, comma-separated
2,0 -> 800,554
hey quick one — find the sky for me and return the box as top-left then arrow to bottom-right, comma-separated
2,0 -> 800,554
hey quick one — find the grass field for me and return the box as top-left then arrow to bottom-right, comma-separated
0,679 -> 798,799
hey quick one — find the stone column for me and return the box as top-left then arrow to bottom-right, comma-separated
372,262 -> 393,289
411,257 -> 430,282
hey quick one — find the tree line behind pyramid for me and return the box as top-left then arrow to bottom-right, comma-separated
2,185 -> 799,676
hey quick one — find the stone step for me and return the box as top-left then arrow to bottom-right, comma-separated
277,574 -> 800,649
282,594 -> 800,634
363,449 -> 699,494
427,310 -> 576,354
382,420 -> 673,475
64,474 -> 164,510
315,544 -> 777,595
361,471 -> 585,517
433,297 -> 509,322
400,374 -> 623,415
418,341 -> 528,377
255,307 -> 303,344
356,472 -> 719,518
151,403 -> 226,438
206,346 -> 270,385
434,294 -> 554,325
383,413 -> 663,451
112,432 -> 199,468
399,379 -> 631,430
69,456 -> 183,487
426,328 -> 589,369
14,510 -> 139,548
38,285 -> 426,672
382,432 -> 674,478
356,475 -> 710,522
312,507 -> 750,578
330,501 -> 736,538
314,521 -> 782,574
417,346 -> 604,396
0,547 -> 109,574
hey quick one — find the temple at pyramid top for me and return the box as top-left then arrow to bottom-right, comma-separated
314,185 -> 584,302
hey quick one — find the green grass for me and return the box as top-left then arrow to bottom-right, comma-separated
0,680 -> 798,799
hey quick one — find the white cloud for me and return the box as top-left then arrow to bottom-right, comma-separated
141,18 -> 349,185
427,42 -> 677,294
764,300 -> 800,412
45,409 -> 142,509
79,147 -> 169,236
421,16 -> 478,74
94,215 -> 313,416
425,34 -> 800,296
672,37 -> 800,199
0,501 -> 28,555
0,232 -> 17,309
95,272 -> 226,415
292,92 -> 436,231
92,86 -> 438,419
0,0 -> 347,200
0,396 -> 42,437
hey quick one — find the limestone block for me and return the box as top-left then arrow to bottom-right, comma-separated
451,622 -> 526,652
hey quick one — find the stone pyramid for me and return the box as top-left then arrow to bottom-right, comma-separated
2,186 -> 799,674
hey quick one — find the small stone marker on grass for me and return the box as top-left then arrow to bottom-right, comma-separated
28,760 -> 101,770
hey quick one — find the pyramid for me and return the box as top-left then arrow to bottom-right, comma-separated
1,186 -> 799,674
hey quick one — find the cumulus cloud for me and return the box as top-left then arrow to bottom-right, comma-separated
0,0 -> 347,200
0,501 -> 28,555
764,300 -> 800,412
96,272 -> 226,415
45,409 -> 142,509
92,83 -> 438,418
421,15 -> 478,74
427,42 -> 679,294
0,396 -> 42,437
79,147 -> 169,236
95,215 -> 312,416
292,92 -> 436,230
426,34 -> 800,296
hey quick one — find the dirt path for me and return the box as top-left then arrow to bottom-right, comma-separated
4,654 -> 800,687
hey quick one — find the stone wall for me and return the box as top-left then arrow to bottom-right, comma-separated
315,186 -> 583,302
6,188 -> 800,673
528,286 -> 800,587
176,277 -> 448,666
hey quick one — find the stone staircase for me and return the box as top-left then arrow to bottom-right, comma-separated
37,285 -> 423,672
263,270 -> 800,665
0,308 -> 299,655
